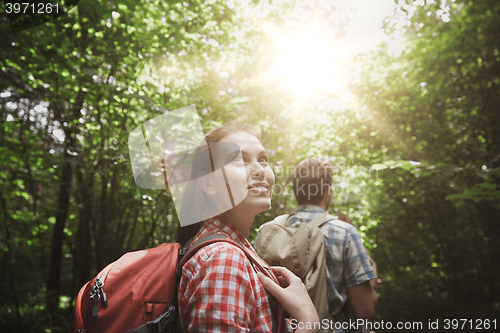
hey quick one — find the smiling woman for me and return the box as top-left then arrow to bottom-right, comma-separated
175,123 -> 319,333
265,23 -> 346,99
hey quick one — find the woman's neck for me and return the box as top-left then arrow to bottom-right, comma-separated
221,210 -> 255,239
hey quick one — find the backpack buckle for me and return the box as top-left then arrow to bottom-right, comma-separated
178,247 -> 188,257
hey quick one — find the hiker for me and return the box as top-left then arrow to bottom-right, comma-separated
257,158 -> 378,332
175,123 -> 319,333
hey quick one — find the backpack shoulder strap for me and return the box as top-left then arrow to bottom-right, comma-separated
276,213 -> 308,227
124,305 -> 176,333
275,214 -> 290,227
178,234 -> 228,268
308,213 -> 338,229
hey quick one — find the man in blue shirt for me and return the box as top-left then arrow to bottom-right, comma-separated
288,158 -> 378,330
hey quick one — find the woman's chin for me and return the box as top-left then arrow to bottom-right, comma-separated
251,198 -> 272,213
256,201 -> 272,213
233,196 -> 271,213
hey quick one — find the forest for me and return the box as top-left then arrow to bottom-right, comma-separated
0,0 -> 499,332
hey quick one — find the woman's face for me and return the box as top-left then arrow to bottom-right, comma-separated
215,130 -> 275,216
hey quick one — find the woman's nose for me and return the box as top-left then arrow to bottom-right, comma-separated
249,162 -> 265,178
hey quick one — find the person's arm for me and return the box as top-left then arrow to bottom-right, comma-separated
367,254 -> 378,290
347,280 -> 378,320
343,227 -> 378,320
258,266 -> 320,333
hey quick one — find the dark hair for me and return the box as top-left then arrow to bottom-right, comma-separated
175,122 -> 258,246
292,157 -> 332,205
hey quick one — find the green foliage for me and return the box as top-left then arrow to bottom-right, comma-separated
351,0 -> 500,324
1,0 -> 241,329
446,182 -> 500,202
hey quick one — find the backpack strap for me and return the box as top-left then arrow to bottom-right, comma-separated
276,214 -> 290,226
177,234 -> 285,333
124,305 -> 176,333
308,212 -> 337,229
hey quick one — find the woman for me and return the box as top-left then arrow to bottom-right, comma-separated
176,123 -> 319,332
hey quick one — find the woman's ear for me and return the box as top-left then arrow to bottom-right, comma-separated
198,177 -> 217,195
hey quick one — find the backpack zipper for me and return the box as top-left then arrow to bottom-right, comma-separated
90,275 -> 108,322
95,275 -> 108,306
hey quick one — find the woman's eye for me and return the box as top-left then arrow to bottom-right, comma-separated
259,157 -> 268,163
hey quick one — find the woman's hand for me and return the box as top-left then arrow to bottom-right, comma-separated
257,266 -> 320,333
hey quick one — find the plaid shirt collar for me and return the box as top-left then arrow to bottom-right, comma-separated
194,215 -> 254,250
294,204 -> 326,214
288,205 -> 327,226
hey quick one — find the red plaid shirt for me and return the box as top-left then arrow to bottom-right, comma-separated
178,217 -> 292,332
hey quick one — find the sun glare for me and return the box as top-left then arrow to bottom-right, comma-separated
265,24 -> 347,99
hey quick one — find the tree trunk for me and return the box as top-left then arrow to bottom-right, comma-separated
95,173 -> 109,271
74,168 -> 94,289
0,193 -> 20,321
46,152 -> 73,311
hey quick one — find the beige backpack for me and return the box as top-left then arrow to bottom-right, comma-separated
255,213 -> 337,332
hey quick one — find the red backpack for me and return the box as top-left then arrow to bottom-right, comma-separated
74,234 -> 284,333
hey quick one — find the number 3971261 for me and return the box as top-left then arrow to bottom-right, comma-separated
6,2 -> 60,14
